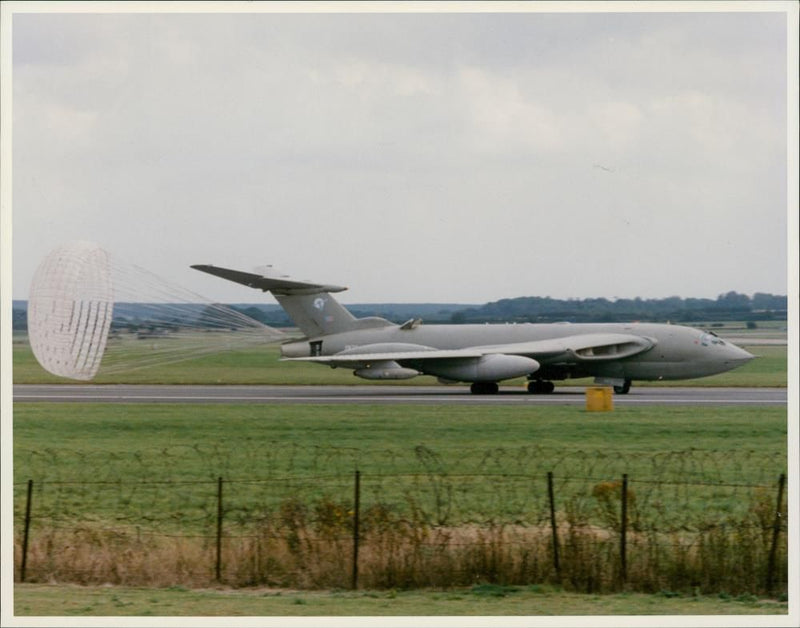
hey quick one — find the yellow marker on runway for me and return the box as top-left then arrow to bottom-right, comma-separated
586,386 -> 614,412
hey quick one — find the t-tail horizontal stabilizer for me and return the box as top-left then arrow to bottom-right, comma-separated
190,264 -> 347,295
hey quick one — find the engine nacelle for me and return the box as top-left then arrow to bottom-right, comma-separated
354,360 -> 420,380
423,354 -> 539,383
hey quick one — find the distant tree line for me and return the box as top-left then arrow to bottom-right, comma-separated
11,291 -> 787,331
221,293 -> 788,325
447,291 -> 787,324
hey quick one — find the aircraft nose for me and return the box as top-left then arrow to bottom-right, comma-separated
724,343 -> 755,366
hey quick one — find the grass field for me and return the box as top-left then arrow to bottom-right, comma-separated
10,324 -> 791,615
12,403 -> 788,597
13,583 -> 789,616
14,403 -> 787,531
14,403 -> 787,486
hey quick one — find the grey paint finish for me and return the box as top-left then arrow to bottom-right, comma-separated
192,264 -> 754,392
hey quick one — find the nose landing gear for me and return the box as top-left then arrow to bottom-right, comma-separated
613,378 -> 632,394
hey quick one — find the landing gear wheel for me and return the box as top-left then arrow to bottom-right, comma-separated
613,379 -> 632,394
527,380 -> 555,394
470,382 -> 499,395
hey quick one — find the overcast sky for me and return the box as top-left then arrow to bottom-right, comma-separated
6,3 -> 796,305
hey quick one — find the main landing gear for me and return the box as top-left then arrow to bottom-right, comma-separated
527,379 -> 555,394
468,379 -> 630,395
613,378 -> 632,394
470,382 -> 500,395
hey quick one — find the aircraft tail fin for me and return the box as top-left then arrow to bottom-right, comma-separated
191,264 -> 369,337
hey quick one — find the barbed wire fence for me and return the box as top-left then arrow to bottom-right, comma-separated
13,466 -> 788,596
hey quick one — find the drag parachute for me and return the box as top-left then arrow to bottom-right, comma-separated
28,241 -> 113,380
27,241 -> 283,380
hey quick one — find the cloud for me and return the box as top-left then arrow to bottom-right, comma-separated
10,10 -> 790,302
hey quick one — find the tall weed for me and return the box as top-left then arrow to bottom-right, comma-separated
16,490 -> 787,596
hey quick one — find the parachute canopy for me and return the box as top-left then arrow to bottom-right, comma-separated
28,241 -> 113,380
27,242 -> 284,381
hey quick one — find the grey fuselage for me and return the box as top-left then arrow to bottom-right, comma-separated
281,321 -> 754,382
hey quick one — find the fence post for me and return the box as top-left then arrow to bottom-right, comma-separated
620,474 -> 628,585
21,480 -> 33,583
766,473 -> 786,594
547,472 -> 560,579
216,476 -> 223,582
352,469 -> 361,590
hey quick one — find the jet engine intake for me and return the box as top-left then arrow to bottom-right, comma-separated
423,354 -> 539,382
354,360 -> 420,380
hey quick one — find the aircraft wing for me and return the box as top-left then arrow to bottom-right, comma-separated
283,333 -> 655,367
471,333 -> 657,361
283,347 -> 486,367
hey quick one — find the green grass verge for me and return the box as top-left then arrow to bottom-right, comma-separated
13,583 -> 789,616
13,403 -> 787,531
12,402 -> 789,597
14,403 -> 787,482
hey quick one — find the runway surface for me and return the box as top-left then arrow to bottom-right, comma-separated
13,384 -> 787,406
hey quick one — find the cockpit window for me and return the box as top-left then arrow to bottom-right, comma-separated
700,332 -> 726,346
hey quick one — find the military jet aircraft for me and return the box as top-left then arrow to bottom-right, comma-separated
192,264 -> 755,394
